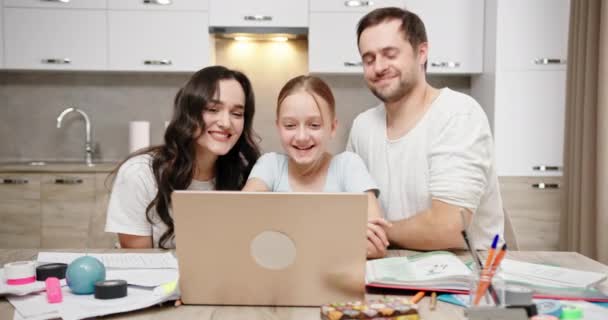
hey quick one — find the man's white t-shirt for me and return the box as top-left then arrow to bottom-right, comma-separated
347,88 -> 504,248
104,154 -> 213,248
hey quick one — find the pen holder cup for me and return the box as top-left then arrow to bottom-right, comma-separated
468,265 -> 506,308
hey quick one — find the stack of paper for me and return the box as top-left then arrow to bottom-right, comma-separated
501,259 -> 607,289
6,252 -> 180,320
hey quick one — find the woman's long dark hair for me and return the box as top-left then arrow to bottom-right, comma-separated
111,66 -> 260,248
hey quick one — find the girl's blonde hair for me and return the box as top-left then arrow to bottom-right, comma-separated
276,75 -> 336,121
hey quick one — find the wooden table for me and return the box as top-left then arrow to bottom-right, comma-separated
2,249 -> 607,320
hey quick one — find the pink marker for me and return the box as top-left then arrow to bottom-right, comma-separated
45,277 -> 63,303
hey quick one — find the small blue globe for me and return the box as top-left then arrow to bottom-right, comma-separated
66,256 -> 106,294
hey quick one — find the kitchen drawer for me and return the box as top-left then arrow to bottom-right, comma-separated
108,0 -> 207,11
310,0 -> 405,12
0,174 -> 41,200
41,173 -> 95,201
4,0 -> 107,9
500,176 -> 562,251
41,200 -> 91,248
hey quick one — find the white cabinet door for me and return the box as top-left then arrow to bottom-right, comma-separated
310,0 -> 405,12
0,5 -> 3,68
4,0 -> 106,9
108,11 -> 209,71
4,8 -> 107,70
494,71 -> 566,176
407,0 -> 484,74
497,0 -> 569,71
309,12 -> 365,74
209,0 -> 307,28
108,0 -> 208,11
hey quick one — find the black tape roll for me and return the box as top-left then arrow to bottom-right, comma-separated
94,280 -> 128,299
36,263 -> 68,281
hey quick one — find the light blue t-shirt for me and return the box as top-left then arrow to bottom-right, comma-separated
248,151 -> 379,196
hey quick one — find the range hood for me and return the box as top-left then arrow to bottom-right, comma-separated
209,26 -> 308,41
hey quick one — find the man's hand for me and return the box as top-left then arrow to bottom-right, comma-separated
366,218 -> 392,259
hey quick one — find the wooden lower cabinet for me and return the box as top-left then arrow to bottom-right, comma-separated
0,172 -> 115,249
499,176 -> 562,251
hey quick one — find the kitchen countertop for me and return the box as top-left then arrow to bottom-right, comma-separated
0,161 -> 118,173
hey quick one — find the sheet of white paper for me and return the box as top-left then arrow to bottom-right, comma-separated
8,284 -> 178,320
106,269 -> 179,287
502,259 -> 607,288
0,269 -> 67,297
37,252 -> 178,269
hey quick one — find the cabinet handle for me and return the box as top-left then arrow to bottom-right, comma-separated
532,165 -> 561,172
532,183 -> 560,189
54,178 -> 83,185
430,61 -> 461,68
143,0 -> 172,5
244,15 -> 273,22
344,0 -> 374,7
42,58 -> 71,65
143,59 -> 172,66
0,178 -> 29,185
344,61 -> 363,67
40,0 -> 71,3
534,58 -> 566,65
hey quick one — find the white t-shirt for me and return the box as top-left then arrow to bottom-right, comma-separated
248,151 -> 379,195
104,154 -> 213,248
347,88 -> 504,248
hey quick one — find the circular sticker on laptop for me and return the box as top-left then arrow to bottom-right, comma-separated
250,231 -> 296,270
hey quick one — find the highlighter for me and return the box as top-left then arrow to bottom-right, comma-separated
45,277 -> 63,303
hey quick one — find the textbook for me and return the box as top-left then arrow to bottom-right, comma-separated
365,251 -> 608,302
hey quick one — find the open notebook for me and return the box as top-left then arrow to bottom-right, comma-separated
365,251 -> 608,302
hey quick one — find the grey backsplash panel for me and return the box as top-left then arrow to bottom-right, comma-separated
0,40 -> 470,162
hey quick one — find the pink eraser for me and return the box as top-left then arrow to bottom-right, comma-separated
45,277 -> 62,303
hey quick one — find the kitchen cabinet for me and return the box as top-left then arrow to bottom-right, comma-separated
471,0 -> 569,176
308,0 -> 484,74
108,10 -> 210,71
3,0 -> 106,9
209,0 -> 307,28
0,174 -> 41,248
309,0 -> 405,74
406,0 -> 484,74
496,0 -> 569,71
108,0 -> 207,11
4,7 -> 107,70
41,174 -> 96,248
0,171 -> 115,249
500,176 -> 562,251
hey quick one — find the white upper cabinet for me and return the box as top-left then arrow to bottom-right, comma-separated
108,10 -> 209,72
4,0 -> 106,9
0,5 -> 3,68
309,0 -> 484,74
496,0 -> 569,71
406,0 -> 484,74
4,8 -> 107,70
309,13 -> 365,74
310,0 -> 405,12
209,0 -> 307,28
108,0 -> 207,11
308,0 -> 406,74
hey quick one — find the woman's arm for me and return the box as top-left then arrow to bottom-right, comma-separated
118,234 -> 153,248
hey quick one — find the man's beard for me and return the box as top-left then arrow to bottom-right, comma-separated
369,76 -> 412,103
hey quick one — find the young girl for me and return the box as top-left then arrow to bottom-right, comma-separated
243,75 -> 390,258
105,66 -> 260,249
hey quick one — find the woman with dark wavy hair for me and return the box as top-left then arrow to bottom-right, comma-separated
105,66 -> 260,249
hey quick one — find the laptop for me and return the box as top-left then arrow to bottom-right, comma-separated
171,191 -> 368,306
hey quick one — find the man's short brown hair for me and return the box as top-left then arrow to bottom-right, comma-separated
356,7 -> 428,51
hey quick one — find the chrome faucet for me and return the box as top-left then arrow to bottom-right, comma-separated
57,107 -> 94,166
